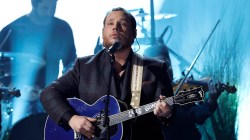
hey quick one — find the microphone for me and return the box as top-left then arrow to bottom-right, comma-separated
108,41 -> 121,53
0,87 -> 21,97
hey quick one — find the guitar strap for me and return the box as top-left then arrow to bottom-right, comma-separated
130,53 -> 143,108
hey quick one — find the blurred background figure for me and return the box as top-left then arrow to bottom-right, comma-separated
0,0 -> 77,139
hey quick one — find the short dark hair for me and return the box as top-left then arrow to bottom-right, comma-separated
103,7 -> 137,31
31,0 -> 57,7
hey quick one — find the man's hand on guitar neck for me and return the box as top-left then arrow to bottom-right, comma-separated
69,115 -> 97,139
153,95 -> 173,118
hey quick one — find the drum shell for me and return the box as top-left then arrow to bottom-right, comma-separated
8,113 -> 47,140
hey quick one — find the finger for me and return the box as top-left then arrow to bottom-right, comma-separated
81,129 -> 94,139
159,95 -> 166,100
79,124 -> 96,138
91,135 -> 96,140
80,122 -> 96,134
155,100 -> 168,116
84,120 -> 93,127
154,100 -> 161,115
86,117 -> 97,122
83,125 -> 95,134
84,120 -> 95,130
160,100 -> 167,107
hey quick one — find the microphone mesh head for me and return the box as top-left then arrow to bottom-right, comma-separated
109,41 -> 121,53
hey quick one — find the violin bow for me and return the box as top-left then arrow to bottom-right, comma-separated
174,19 -> 221,95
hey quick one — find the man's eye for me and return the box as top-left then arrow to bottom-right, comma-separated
107,22 -> 114,26
121,23 -> 128,27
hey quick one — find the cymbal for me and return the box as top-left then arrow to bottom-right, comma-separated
0,52 -> 46,77
136,13 -> 177,20
135,37 -> 172,45
135,13 -> 149,17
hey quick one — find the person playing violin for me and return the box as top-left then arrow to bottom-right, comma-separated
143,43 -> 225,140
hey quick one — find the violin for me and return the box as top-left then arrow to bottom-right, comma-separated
173,77 -> 237,94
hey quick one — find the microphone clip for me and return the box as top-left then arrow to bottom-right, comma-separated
108,41 -> 121,54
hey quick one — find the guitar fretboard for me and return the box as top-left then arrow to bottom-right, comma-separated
109,96 -> 174,126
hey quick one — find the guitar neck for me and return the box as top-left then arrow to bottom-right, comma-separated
109,96 -> 174,126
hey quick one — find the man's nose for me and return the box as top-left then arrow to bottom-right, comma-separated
113,23 -> 120,31
113,27 -> 118,31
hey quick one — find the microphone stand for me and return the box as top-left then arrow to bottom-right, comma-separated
150,0 -> 156,45
104,52 -> 116,140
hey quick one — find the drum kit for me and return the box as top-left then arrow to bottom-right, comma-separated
133,8 -> 177,45
129,8 -> 178,56
0,51 -> 46,139
131,8 -> 202,77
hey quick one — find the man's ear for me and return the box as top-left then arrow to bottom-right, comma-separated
102,28 -> 104,40
133,29 -> 137,39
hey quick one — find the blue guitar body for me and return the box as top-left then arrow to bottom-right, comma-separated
44,95 -> 123,140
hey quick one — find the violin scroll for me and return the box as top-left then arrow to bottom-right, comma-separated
217,82 -> 237,94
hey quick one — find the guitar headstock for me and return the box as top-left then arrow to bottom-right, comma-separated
173,86 -> 204,105
0,87 -> 21,99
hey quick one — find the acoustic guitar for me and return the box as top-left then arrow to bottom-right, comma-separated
44,87 -> 204,140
